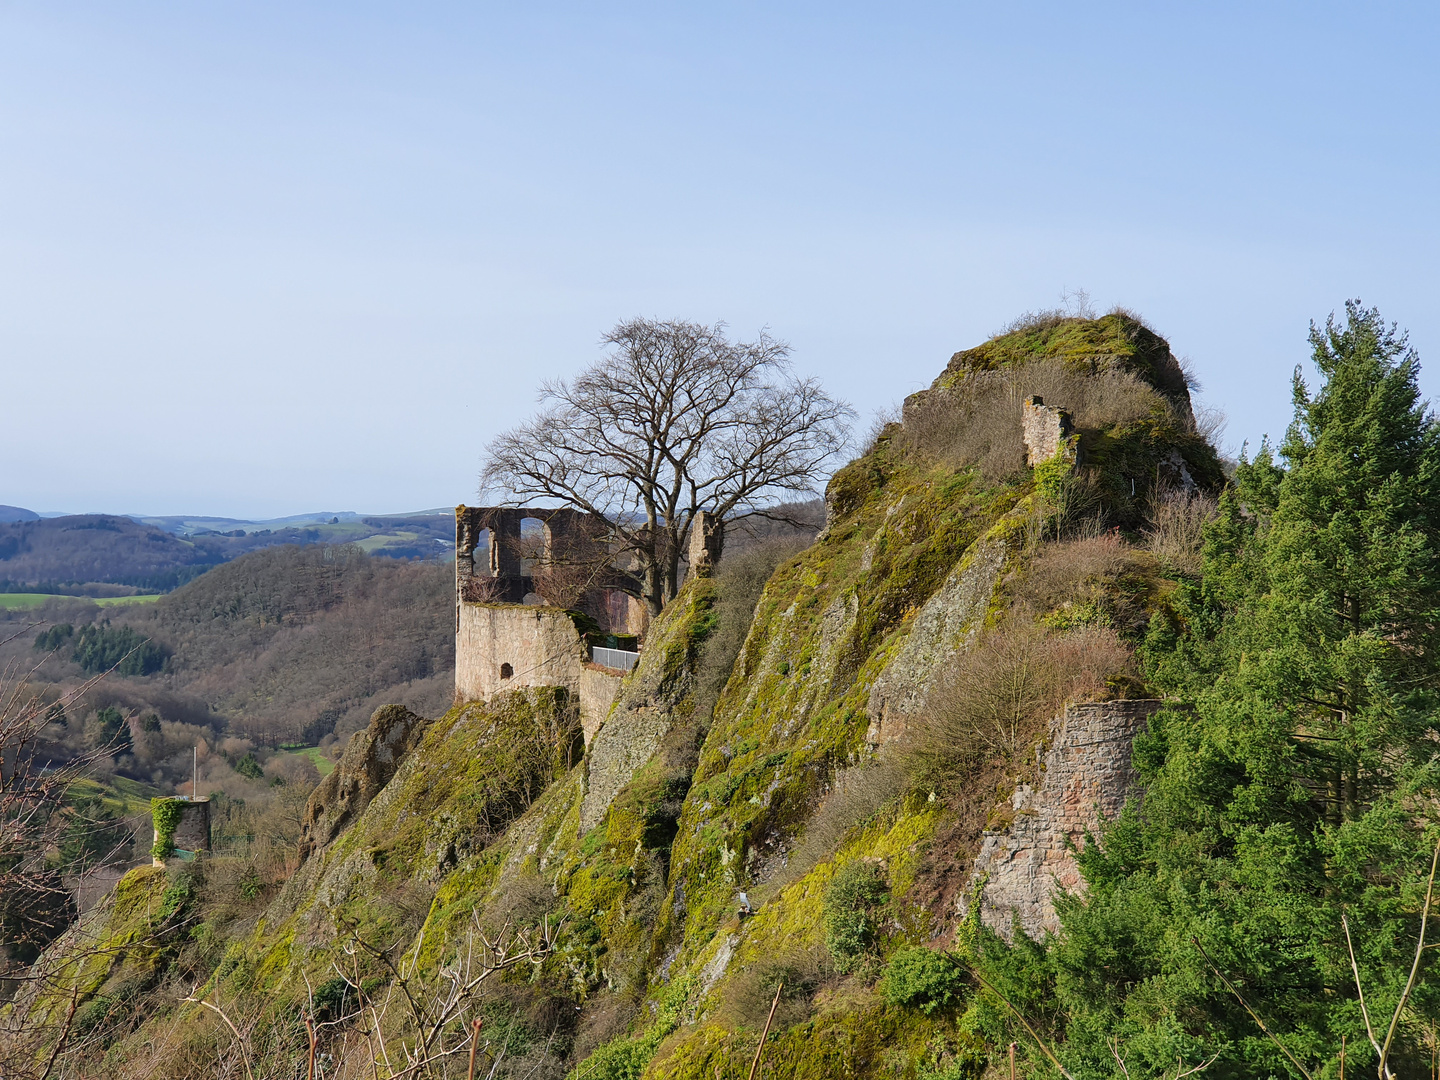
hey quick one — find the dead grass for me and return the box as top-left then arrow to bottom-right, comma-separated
1143,488 -> 1218,576
756,754 -> 907,902
896,357 -> 1180,483
1012,532 -> 1154,636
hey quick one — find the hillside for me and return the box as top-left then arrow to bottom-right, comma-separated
0,511 -> 453,599
20,309 -> 1436,1079
4,544 -> 455,800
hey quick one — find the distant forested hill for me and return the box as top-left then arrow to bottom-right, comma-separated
132,544 -> 455,744
0,515 -> 248,593
0,512 -> 452,596
4,544 -> 455,770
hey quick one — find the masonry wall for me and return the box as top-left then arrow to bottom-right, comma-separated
456,602 -> 622,743
963,699 -> 1160,938
1020,395 -> 1075,466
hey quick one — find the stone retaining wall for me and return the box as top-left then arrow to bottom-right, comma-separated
963,699 -> 1161,939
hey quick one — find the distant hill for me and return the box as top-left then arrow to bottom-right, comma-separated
0,511 -> 454,596
0,505 -> 39,522
2,542 -> 455,755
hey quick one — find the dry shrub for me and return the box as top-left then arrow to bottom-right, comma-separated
897,372 -> 1026,482
1144,488 -> 1218,576
896,357 -> 1181,483
760,755 -> 907,900
1013,532 -> 1152,636
715,947 -> 830,1033
571,990 -> 638,1064
911,623 -> 1135,788
481,869 -> 557,935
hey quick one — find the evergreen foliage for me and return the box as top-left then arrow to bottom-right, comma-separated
71,622 -> 169,676
968,302 -> 1440,1078
882,946 -> 967,1015
823,861 -> 888,972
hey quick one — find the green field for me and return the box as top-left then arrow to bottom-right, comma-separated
273,745 -> 335,776
68,775 -> 165,816
0,593 -> 163,611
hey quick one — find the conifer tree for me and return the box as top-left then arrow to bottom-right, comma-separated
1017,304 -> 1440,1078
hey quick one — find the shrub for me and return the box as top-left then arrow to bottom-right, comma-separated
1143,488 -> 1217,575
823,861 -> 888,972
910,622 -> 1135,787
717,951 -> 826,1032
764,755 -> 906,897
882,946 -> 966,1014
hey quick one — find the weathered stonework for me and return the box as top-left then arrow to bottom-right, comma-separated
962,699 -> 1161,939
455,603 -> 622,743
152,797 -> 210,865
1020,395 -> 1076,466
687,509 -> 724,578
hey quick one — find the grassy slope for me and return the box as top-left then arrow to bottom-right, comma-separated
0,593 -> 162,610
39,315 -> 1219,1079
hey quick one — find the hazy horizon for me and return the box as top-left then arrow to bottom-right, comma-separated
5,3 -> 1438,518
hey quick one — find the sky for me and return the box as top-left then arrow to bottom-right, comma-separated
2,2 -> 1437,518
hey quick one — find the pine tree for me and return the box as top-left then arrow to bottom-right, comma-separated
1034,304 -> 1440,1078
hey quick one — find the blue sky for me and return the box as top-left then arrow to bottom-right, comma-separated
3,3 -> 1437,517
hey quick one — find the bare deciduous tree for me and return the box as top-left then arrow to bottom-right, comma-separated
0,637 -> 144,1080
482,318 -> 853,616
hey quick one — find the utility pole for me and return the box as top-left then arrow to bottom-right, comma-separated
192,746 -> 197,799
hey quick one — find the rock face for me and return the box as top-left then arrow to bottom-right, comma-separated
865,537 -> 1007,748
297,704 -> 428,862
578,586 -> 709,833
963,699 -> 1161,939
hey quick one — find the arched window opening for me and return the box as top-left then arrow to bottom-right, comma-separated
500,663 -> 513,680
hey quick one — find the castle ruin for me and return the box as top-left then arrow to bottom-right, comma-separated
453,506 -> 721,744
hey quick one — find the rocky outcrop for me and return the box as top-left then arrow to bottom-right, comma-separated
865,537 -> 1007,748
578,585 -> 711,833
296,704 -> 428,861
963,699 -> 1161,939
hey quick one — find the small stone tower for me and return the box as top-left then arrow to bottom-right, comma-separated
1020,395 -> 1078,466
151,796 -> 211,865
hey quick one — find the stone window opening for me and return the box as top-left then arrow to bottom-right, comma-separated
500,662 -> 513,680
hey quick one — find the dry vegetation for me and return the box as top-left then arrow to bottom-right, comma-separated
896,356 -> 1187,483
1143,487 -> 1219,575
910,623 -> 1135,790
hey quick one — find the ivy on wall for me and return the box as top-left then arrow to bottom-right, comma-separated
150,798 -> 184,860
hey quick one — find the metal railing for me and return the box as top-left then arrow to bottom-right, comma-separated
591,646 -> 640,672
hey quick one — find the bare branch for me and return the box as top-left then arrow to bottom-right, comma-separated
482,318 -> 851,614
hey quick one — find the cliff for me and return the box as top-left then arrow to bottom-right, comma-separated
27,313 -> 1222,1079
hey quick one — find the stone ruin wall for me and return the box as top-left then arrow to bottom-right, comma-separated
963,699 -> 1161,939
1020,395 -> 1076,466
452,506 -> 725,746
455,603 -> 623,745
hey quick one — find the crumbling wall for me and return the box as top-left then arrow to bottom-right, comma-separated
456,603 -> 622,742
1020,395 -> 1075,466
578,665 -> 624,745
963,699 -> 1160,939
